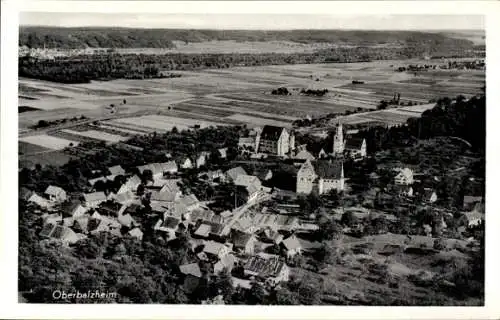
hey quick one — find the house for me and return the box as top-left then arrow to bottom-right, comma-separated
243,255 -> 290,284
395,185 -> 413,197
255,125 -> 293,157
235,174 -> 262,202
231,230 -> 257,255
42,213 -> 63,225
108,165 -> 125,176
463,196 -> 483,211
128,228 -> 143,240
179,158 -> 193,170
318,148 -> 328,159
344,135 -> 367,159
154,216 -> 180,240
195,152 -> 211,168
178,194 -> 200,211
214,254 -> 236,274
150,190 -> 181,208
27,193 -> 52,209
112,191 -> 136,205
40,223 -> 82,245
62,202 -> 88,218
117,175 -> 141,194
159,179 -> 182,195
20,187 -> 34,201
118,214 -> 136,228
296,160 -> 344,195
218,148 -> 228,159
194,223 -> 212,238
294,149 -> 315,161
199,170 -> 225,182
44,185 -> 67,202
162,161 -> 179,174
225,166 -> 247,182
463,211 -> 484,227
254,168 -> 273,182
190,208 -> 215,223
98,201 -> 125,217
179,263 -> 203,278
422,188 -> 438,203
394,168 -> 414,185
238,137 -> 255,150
72,215 -> 91,234
281,236 -> 302,258
202,240 -> 230,259
83,192 -> 107,208
259,228 -> 284,244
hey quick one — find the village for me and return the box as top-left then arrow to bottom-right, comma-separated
20,118 -> 485,300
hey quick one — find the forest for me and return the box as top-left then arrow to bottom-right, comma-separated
20,27 -> 477,48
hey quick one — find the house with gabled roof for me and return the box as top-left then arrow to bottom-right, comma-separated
179,263 -> 202,278
44,185 -> 67,203
28,193 -> 52,209
294,149 -> 315,161
296,159 -> 344,195
243,255 -> 290,285
231,230 -> 257,255
117,175 -> 142,194
155,216 -> 180,241
159,179 -> 182,194
20,187 -> 34,202
72,215 -> 91,234
421,188 -> 438,203
344,135 -> 367,159
40,223 -> 83,245
83,192 -> 108,208
281,235 -> 302,258
62,202 -> 88,218
118,213 -> 136,228
179,157 -> 193,170
178,194 -> 200,211
225,166 -> 247,182
112,190 -> 136,205
394,168 -> 414,185
214,254 -> 236,274
202,240 -> 230,260
256,125 -> 293,157
108,165 -> 125,176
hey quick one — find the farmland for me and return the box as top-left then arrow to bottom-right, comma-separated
18,58 -> 484,168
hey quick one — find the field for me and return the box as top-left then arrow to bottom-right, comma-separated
18,58 -> 485,168
19,134 -> 79,150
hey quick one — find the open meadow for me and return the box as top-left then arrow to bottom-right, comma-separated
19,58 -> 484,167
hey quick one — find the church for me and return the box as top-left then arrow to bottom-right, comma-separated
332,122 -> 367,159
296,159 -> 344,195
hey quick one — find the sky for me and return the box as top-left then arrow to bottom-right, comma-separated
19,13 -> 485,30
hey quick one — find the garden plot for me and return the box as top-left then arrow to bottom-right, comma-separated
225,114 -> 293,128
19,134 -> 79,150
112,114 -> 229,132
61,129 -> 127,143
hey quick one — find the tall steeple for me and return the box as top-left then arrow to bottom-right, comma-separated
333,122 -> 344,155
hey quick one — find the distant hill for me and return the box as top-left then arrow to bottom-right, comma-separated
19,26 -> 476,49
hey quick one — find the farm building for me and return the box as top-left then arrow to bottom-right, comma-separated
225,166 -> 248,182
83,192 -> 108,208
44,185 -> 67,203
394,168 -> 414,185
243,255 -> 290,285
296,159 -> 344,195
255,125 -> 295,157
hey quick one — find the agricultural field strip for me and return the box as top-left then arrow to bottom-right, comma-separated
19,134 -> 80,150
112,114 -> 230,131
61,129 -> 128,143
96,123 -> 150,136
181,103 -> 298,123
19,141 -> 51,154
225,114 -> 293,128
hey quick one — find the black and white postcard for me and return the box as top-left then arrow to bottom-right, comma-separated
1,1 -> 499,319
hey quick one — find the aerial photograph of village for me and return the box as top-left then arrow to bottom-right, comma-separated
17,12 -> 485,306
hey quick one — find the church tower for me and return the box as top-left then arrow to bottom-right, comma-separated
333,122 -> 344,155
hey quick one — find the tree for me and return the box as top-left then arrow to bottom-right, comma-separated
316,217 -> 342,241
142,169 -> 153,183
341,211 -> 358,227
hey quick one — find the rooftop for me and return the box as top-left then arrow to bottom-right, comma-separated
260,125 -> 286,141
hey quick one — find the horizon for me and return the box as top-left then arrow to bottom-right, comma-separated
19,13 -> 485,31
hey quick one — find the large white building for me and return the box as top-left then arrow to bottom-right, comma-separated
255,125 -> 295,157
